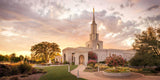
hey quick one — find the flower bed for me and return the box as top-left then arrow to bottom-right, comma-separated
104,67 -> 130,73
85,63 -> 109,72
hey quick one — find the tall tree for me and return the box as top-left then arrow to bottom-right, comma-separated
130,27 -> 160,66
133,27 -> 160,55
31,42 -> 61,63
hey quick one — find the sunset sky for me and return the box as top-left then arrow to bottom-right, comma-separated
0,0 -> 160,56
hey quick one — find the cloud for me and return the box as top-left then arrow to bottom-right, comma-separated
0,7 -> 140,51
142,14 -> 160,27
125,0 -> 134,7
112,11 -> 123,16
0,0 -> 148,54
0,0 -> 70,21
74,0 -> 86,3
120,0 -> 135,8
147,5 -> 159,11
120,4 -> 124,8
108,7 -> 115,11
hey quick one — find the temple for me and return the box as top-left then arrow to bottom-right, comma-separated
62,8 -> 135,65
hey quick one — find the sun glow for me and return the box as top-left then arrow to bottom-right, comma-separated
98,23 -> 106,30
122,37 -> 135,47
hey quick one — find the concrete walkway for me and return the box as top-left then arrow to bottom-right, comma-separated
71,65 -> 160,80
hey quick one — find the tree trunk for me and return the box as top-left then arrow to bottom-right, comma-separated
45,54 -> 48,63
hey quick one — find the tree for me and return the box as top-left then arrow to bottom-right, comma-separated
31,42 -> 61,63
19,55 -> 24,61
10,53 -> 21,63
4,55 -> 10,62
0,55 -> 5,62
10,53 -> 16,63
157,28 -> 160,39
130,27 -> 160,67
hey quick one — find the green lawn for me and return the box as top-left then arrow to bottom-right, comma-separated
38,65 -> 86,80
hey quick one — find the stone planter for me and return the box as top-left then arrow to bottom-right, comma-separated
103,71 -> 131,77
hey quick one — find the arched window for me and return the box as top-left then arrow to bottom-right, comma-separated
72,53 -> 75,62
97,44 -> 100,49
88,44 -> 90,48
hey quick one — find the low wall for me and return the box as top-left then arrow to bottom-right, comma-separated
103,71 -> 131,77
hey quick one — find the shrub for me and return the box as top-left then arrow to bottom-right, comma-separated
63,61 -> 69,64
88,59 -> 97,64
142,68 -> 151,72
18,63 -> 32,74
129,52 -> 160,67
150,69 -> 157,73
88,60 -> 97,67
10,65 -> 19,75
129,68 -> 139,72
142,68 -> 158,73
94,63 -> 99,68
0,64 -> 12,77
84,66 -> 97,72
86,66 -> 93,69
99,65 -> 110,70
72,62 -> 75,65
106,54 -> 127,67
155,67 -> 160,71
88,51 -> 97,60
99,61 -> 105,64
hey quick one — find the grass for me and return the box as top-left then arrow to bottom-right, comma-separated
37,65 -> 86,80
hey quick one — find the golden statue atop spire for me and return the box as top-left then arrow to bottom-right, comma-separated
93,8 -> 95,13
93,8 -> 95,22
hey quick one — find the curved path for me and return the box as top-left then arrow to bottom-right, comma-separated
71,65 -> 160,80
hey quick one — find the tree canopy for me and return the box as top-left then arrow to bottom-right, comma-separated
31,42 -> 61,63
130,27 -> 160,66
0,53 -> 25,63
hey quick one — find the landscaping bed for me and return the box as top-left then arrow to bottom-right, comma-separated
85,54 -> 160,76
0,63 -> 46,80
103,67 -> 131,77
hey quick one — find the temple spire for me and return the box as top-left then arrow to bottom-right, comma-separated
93,8 -> 95,22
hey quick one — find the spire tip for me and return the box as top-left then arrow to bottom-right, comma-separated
93,8 -> 95,22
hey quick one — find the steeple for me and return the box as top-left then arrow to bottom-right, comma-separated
93,8 -> 95,23
91,8 -> 97,34
85,8 -> 103,50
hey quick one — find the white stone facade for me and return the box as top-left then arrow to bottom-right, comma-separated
62,8 -> 136,65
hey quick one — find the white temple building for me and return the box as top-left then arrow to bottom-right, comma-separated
62,8 -> 136,65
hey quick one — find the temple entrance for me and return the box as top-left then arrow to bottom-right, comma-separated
79,55 -> 84,65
